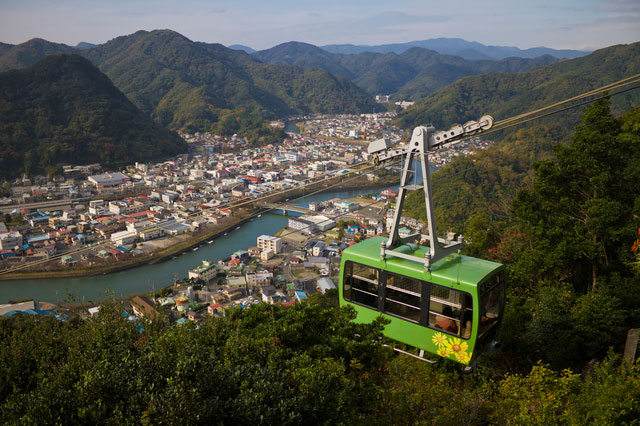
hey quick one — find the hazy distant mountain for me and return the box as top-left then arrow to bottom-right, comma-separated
321,38 -> 590,60
75,42 -> 98,50
228,44 -> 256,54
253,42 -> 559,100
0,38 -> 75,71
396,42 -> 640,130
0,42 -> 13,57
0,54 -> 187,179
82,30 -> 377,130
253,41 -> 355,79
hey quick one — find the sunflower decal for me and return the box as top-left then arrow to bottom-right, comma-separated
432,332 -> 447,347
432,333 -> 472,364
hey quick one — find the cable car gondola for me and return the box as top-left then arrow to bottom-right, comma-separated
339,117 -> 505,367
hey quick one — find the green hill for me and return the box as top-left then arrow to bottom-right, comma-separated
0,38 -> 76,71
395,42 -> 640,130
0,54 -> 186,179
83,30 -> 378,131
0,31 -> 378,135
253,43 -> 559,100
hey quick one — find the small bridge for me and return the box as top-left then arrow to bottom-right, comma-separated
257,201 -> 314,215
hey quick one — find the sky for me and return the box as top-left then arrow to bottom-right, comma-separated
0,0 -> 638,51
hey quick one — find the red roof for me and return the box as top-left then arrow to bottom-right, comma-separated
127,210 -> 153,218
209,303 -> 222,310
282,301 -> 296,307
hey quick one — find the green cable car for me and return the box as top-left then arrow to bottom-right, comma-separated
339,117 -> 505,366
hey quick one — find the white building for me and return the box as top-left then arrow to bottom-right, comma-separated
0,231 -> 22,250
246,271 -> 273,288
188,259 -> 218,283
110,230 -> 137,246
88,172 -> 129,188
226,276 -> 247,289
316,277 -> 336,294
260,248 -> 274,261
257,235 -> 282,254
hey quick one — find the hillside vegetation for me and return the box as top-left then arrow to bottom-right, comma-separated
0,32 -> 378,136
82,30 -> 377,132
395,41 -> 640,130
0,54 -> 186,179
253,42 -> 559,100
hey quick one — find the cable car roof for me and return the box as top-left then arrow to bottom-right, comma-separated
343,236 -> 503,287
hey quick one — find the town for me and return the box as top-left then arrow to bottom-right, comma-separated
0,112 -> 495,321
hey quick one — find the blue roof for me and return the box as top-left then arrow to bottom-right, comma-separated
295,290 -> 307,300
27,235 -> 49,243
3,308 -> 53,317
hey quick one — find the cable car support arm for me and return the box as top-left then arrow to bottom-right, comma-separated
368,115 -> 493,270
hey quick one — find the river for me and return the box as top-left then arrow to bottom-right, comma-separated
0,185 -> 397,304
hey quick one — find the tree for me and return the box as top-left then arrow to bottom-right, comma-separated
510,98 -> 640,292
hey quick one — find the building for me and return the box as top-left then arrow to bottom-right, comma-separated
226,276 -> 247,289
316,277 -> 336,294
139,227 -> 164,241
88,172 -> 129,188
188,259 -> 218,283
257,235 -> 282,254
110,230 -> 137,246
130,295 -> 158,319
334,200 -> 360,212
0,231 -> 22,251
246,271 -> 273,288
260,248 -> 274,261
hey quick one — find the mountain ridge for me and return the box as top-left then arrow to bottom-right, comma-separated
395,41 -> 640,130
253,41 -> 560,100
0,53 -> 187,179
321,37 -> 590,60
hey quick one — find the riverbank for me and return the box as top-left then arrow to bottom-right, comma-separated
0,209 -> 267,281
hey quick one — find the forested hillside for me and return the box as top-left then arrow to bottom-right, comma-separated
81,30 -> 377,132
0,54 -> 186,179
395,42 -> 640,130
0,38 -> 76,71
253,42 -> 559,100
0,31 -> 378,137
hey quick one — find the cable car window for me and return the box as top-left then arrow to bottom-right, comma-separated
343,261 -> 380,309
429,284 -> 469,338
384,272 -> 421,322
479,271 -> 505,337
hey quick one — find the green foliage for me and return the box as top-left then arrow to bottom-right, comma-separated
253,42 -> 559,100
509,99 -> 640,292
403,124 -> 558,234
395,42 -> 640,130
0,294 -> 391,425
83,30 -> 377,133
0,54 -> 186,179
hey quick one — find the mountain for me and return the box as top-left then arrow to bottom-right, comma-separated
228,44 -> 256,54
75,42 -> 97,50
252,41 -> 355,79
253,43 -> 559,100
321,37 -> 590,60
0,38 -> 75,71
395,42 -> 640,131
0,42 -> 13,57
0,54 -> 187,179
82,30 -> 377,131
